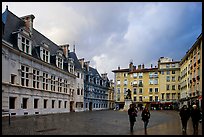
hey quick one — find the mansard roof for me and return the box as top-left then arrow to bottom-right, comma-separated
89,67 -> 101,78
2,7 -> 68,67
2,8 -> 25,46
69,52 -> 82,71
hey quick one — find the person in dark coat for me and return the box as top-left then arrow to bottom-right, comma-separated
128,104 -> 137,132
141,106 -> 151,131
191,104 -> 201,135
179,105 -> 191,133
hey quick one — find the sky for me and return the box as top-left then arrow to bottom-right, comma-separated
2,2 -> 202,80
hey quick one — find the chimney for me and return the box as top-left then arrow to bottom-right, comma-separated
138,64 -> 141,69
59,44 -> 69,58
84,61 -> 90,71
118,66 -> 120,70
133,65 -> 136,70
151,64 -> 153,68
129,61 -> 133,71
142,64 -> 144,69
79,58 -> 84,69
21,14 -> 35,35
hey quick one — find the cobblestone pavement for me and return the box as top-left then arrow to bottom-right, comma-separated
2,110 -> 202,135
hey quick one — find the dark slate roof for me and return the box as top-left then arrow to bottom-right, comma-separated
32,28 -> 61,56
2,8 -> 25,47
89,67 -> 101,78
69,52 -> 82,71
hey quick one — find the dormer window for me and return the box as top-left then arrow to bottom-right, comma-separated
56,50 -> 63,69
40,43 -> 50,63
18,35 -> 32,55
57,56 -> 63,69
68,58 -> 74,74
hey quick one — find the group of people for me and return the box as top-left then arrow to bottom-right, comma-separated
179,104 -> 202,135
128,103 -> 202,134
128,104 -> 150,132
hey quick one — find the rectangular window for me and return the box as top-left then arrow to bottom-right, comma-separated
22,98 -> 28,109
172,76 -> 175,82
51,75 -> 56,91
59,100 -> 61,108
124,88 -> 127,94
134,96 -> 137,101
139,88 -> 143,94
161,71 -> 164,75
155,96 -> 158,102
21,65 -> 29,87
162,93 -> 165,100
33,69 -> 40,89
42,72 -> 48,90
34,99 -> 38,109
133,73 -> 137,78
149,96 -> 153,101
11,74 -> 16,84
166,85 -> 170,90
139,73 -> 143,78
172,93 -> 176,100
64,101 -> 67,108
58,57 -> 63,69
166,76 -> 170,82
139,96 -> 142,102
117,88 -> 120,94
166,70 -> 170,75
21,36 -> 30,54
172,85 -> 176,90
77,88 -> 80,95
64,79 -> 68,93
44,99 -> 47,108
42,49 -> 49,63
133,88 -> 137,94
124,79 -> 127,86
166,93 -> 170,100
172,70 -> 175,74
58,78 -> 62,92
52,100 -> 55,108
155,88 -> 159,93
149,88 -> 153,93
9,97 -> 16,109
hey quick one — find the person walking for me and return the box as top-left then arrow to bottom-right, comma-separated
141,106 -> 151,132
190,104 -> 201,135
179,105 -> 191,133
128,104 -> 137,132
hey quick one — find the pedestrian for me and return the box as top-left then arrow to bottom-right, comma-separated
179,105 -> 191,133
128,104 -> 137,132
190,104 -> 201,135
141,106 -> 150,132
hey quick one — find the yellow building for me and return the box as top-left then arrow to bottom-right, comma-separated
108,79 -> 115,109
112,67 -> 129,109
158,57 -> 180,110
179,33 -> 202,108
112,59 -> 180,110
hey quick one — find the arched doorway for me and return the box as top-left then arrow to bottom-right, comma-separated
70,101 -> 74,112
89,102 -> 92,111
